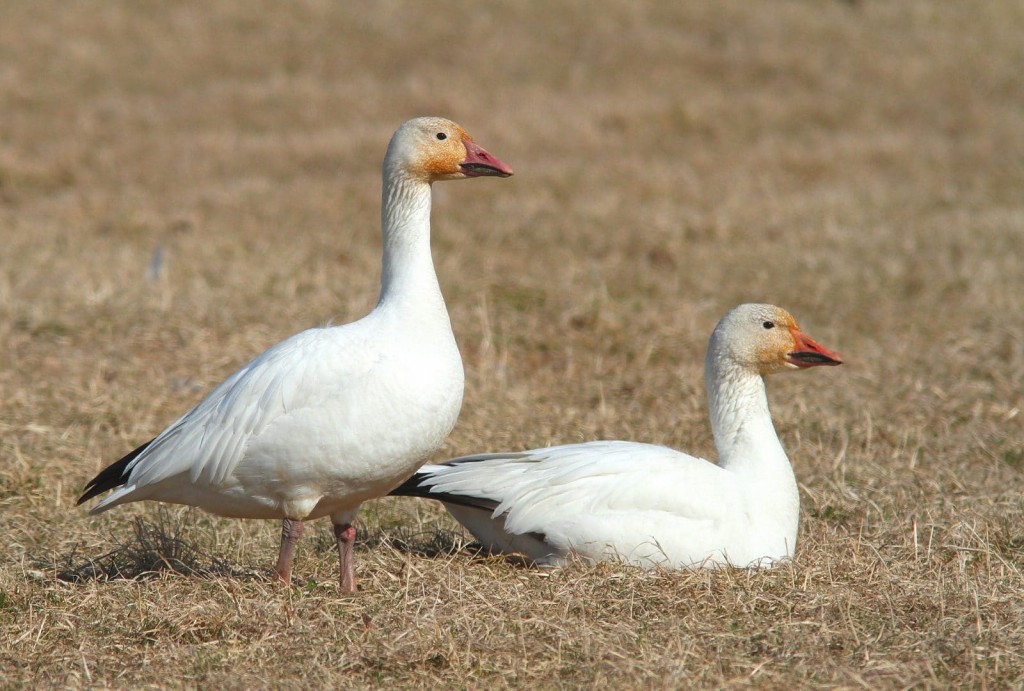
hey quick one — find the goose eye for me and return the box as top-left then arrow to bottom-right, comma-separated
762,321 -> 775,330
436,132 -> 447,141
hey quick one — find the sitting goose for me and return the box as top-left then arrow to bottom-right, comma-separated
392,303 -> 841,570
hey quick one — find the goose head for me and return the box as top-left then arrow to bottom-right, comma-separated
385,116 -> 514,183
710,303 -> 843,377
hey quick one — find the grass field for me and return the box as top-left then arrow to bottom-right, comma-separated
2,1 -> 1023,687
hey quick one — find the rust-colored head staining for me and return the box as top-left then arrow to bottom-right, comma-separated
390,117 -> 513,183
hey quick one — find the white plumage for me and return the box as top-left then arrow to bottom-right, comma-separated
393,304 -> 842,570
79,117 -> 513,592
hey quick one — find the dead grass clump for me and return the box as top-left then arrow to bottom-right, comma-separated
46,511 -> 247,583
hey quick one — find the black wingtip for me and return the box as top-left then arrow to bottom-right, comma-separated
390,472 -> 500,513
389,472 -> 430,500
77,438 -> 155,505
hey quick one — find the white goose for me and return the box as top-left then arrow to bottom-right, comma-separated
78,117 -> 513,593
392,304 -> 842,569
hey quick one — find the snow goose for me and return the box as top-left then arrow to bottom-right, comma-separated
392,304 -> 842,569
78,117 -> 513,593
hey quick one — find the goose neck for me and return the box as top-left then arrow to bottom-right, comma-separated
704,356 -> 786,474
377,173 -> 442,309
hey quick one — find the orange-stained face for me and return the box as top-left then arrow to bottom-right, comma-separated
749,306 -> 843,375
398,117 -> 513,183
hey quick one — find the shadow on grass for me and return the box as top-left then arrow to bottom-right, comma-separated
45,511 -> 253,583
355,526 -> 479,559
42,512 -> 513,584
355,526 -> 535,569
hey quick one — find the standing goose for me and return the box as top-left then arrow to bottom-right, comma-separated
392,304 -> 842,569
79,117 -> 513,593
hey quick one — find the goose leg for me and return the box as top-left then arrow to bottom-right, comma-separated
333,521 -> 357,594
274,518 -> 304,585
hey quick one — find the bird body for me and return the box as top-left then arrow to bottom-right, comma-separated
90,317 -> 461,522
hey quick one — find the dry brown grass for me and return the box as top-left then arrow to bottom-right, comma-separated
2,0 -> 1023,687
